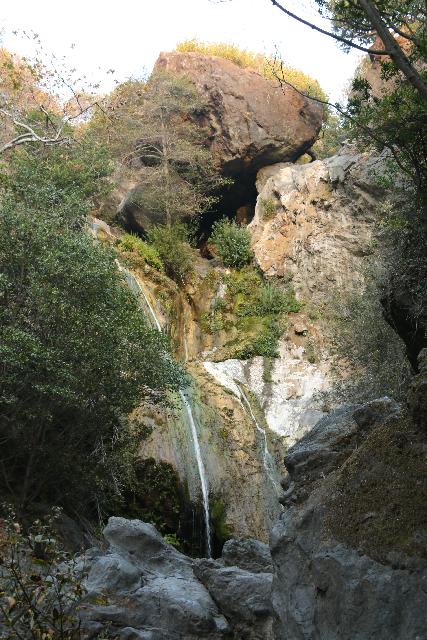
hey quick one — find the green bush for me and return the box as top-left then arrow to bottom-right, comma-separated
119,233 -> 163,271
0,507 -> 85,639
236,320 -> 283,359
209,218 -> 253,268
148,223 -> 194,284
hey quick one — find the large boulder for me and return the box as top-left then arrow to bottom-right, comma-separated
80,517 -> 274,640
154,51 -> 323,177
249,148 -> 388,300
270,399 -> 427,640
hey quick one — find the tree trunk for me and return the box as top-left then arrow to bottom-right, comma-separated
357,0 -> 427,100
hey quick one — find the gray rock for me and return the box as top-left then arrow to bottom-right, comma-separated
271,503 -> 427,640
284,398 -> 400,490
81,517 -> 273,640
270,398 -> 427,640
195,559 -> 274,640
221,537 -> 272,573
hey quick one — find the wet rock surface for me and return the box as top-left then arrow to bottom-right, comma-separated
80,518 -> 274,640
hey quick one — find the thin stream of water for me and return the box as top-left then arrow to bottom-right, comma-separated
238,386 -> 281,496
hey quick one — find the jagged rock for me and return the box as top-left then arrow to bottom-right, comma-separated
80,517 -> 274,640
154,51 -> 322,177
82,519 -> 228,639
270,399 -> 427,640
249,149 -> 388,299
283,398 -> 401,492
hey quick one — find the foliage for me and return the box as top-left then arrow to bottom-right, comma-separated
0,143 -> 113,225
260,198 -> 278,220
89,71 -> 229,226
319,279 -> 411,405
148,223 -> 194,284
200,267 -> 298,360
0,41 -> 103,155
118,233 -> 163,271
313,112 -> 345,159
0,507 -> 86,639
235,320 -> 283,359
176,39 -> 327,101
209,218 -> 253,268
0,147 -> 183,515
210,498 -> 232,546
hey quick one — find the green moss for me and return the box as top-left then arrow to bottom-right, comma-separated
263,357 -> 273,383
324,415 -> 427,562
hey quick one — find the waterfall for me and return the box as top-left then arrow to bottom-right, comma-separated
88,216 -> 211,555
238,385 -> 281,497
179,391 -> 212,557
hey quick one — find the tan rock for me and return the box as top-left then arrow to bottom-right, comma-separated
249,150 -> 387,302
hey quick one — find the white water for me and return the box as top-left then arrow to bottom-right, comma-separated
180,391 -> 212,557
237,386 -> 281,498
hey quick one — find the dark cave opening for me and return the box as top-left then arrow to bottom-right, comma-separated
196,172 -> 258,249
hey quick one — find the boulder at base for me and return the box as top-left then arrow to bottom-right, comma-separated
80,518 -> 274,640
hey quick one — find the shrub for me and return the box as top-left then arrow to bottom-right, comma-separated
260,198 -> 277,220
0,507 -> 85,639
148,224 -> 194,284
176,40 -> 327,101
236,320 -> 283,359
209,218 -> 253,268
119,233 -> 163,271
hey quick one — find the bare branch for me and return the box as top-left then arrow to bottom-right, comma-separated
269,0 -> 389,55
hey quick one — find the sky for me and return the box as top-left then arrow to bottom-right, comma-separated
0,0 -> 362,104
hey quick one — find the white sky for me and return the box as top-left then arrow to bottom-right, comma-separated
0,0 -> 362,103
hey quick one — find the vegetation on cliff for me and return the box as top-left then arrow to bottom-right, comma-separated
0,144 -> 184,517
176,39 -> 327,101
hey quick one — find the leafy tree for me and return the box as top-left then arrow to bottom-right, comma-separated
0,147 -> 183,515
0,43 -> 102,155
147,223 -> 194,283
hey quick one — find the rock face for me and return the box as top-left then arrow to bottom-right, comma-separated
154,51 -> 323,177
137,362 -> 284,545
270,398 -> 427,640
80,518 -> 274,640
249,148 -> 387,300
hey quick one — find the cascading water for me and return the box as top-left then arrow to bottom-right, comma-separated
114,249 -> 212,555
88,216 -> 211,555
179,391 -> 212,557
237,385 -> 281,497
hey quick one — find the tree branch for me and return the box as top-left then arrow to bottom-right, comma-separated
357,0 -> 427,99
269,0 -> 389,55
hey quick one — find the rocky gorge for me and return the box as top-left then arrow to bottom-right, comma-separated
76,47 -> 427,639
0,38 -> 424,640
